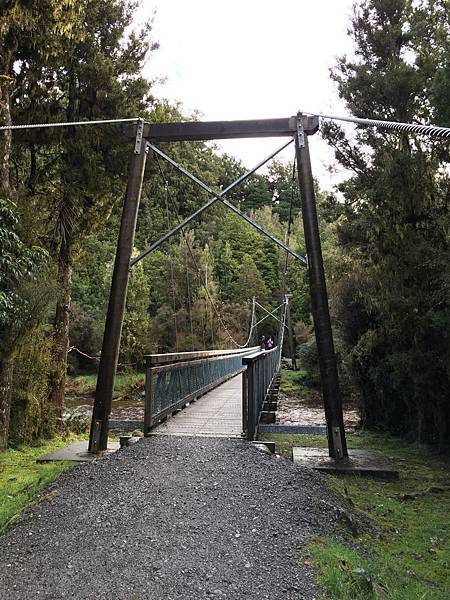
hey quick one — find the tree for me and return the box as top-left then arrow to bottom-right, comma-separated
267,160 -> 300,222
234,254 -> 268,303
8,0 -> 158,422
0,200 -> 45,448
0,1 -> 83,447
323,0 -> 450,447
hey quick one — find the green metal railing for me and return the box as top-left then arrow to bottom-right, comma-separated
242,345 -> 281,440
144,347 -> 258,435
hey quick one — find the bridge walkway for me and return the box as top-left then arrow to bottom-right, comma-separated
152,373 -> 243,438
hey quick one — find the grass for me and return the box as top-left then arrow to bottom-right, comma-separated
66,371 -> 144,398
259,430 -> 450,598
280,368 -> 309,393
0,437 -> 78,535
280,369 -> 322,404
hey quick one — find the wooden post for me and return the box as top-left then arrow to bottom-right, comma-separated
88,120 -> 148,452
295,114 -> 348,460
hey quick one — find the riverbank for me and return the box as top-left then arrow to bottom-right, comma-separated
65,372 -> 145,421
259,431 -> 450,598
277,369 -> 360,430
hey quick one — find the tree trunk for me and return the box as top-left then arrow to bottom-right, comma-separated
48,241 -> 72,427
0,357 -> 13,450
0,86 -> 12,193
0,60 -> 13,449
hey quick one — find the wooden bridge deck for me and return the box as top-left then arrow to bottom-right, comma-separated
152,373 -> 243,438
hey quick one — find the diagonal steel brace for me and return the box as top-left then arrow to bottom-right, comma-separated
130,140 -> 307,268
254,301 -> 289,330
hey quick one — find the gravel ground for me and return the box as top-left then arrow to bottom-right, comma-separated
0,437 -> 347,600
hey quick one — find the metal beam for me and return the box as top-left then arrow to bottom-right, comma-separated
142,116 -> 319,142
254,301 -> 288,330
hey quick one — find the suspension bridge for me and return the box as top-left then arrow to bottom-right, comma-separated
4,110 -> 447,462
85,111 -> 448,462
85,113 -> 352,461
140,295 -> 286,440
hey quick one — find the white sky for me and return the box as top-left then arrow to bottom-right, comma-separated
136,0 -> 356,188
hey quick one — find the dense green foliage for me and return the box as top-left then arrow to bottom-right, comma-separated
321,0 -> 450,448
0,0 -> 448,452
0,0 -> 307,448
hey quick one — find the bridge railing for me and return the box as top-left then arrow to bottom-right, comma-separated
144,347 -> 259,435
242,346 -> 280,440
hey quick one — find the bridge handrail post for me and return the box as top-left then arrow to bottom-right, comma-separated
242,366 -> 248,438
144,357 -> 154,435
242,352 -> 261,440
242,349 -> 270,440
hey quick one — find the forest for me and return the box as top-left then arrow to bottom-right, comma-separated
0,0 -> 449,451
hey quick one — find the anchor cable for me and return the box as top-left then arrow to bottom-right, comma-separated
302,111 -> 450,139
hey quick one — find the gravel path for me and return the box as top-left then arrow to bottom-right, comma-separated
0,437 -> 345,600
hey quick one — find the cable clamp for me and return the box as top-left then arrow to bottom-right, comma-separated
296,119 -> 305,148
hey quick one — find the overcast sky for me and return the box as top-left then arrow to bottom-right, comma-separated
136,0 -> 356,188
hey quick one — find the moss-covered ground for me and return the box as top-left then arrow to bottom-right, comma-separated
260,430 -> 450,598
0,438 -> 79,535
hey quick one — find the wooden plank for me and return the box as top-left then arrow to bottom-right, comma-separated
109,420 -> 143,430
151,354 -> 247,374
258,424 -> 327,434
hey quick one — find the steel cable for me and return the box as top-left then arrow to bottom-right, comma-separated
302,111 -> 450,139
154,154 -> 256,349
0,117 -> 139,131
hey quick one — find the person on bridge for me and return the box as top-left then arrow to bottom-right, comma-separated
266,338 -> 274,349
260,335 -> 267,350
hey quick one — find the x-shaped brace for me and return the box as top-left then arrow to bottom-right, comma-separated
254,300 -> 289,330
130,139 -> 306,268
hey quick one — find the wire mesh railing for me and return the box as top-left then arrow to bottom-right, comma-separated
144,347 -> 259,434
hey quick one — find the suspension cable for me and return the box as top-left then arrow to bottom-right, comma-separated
162,177 -> 180,352
302,111 -> 450,139
184,247 -> 195,351
0,117 -> 139,131
155,155 -> 256,349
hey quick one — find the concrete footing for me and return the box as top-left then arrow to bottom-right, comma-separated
37,441 -> 120,463
251,440 -> 276,453
292,447 -> 398,479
